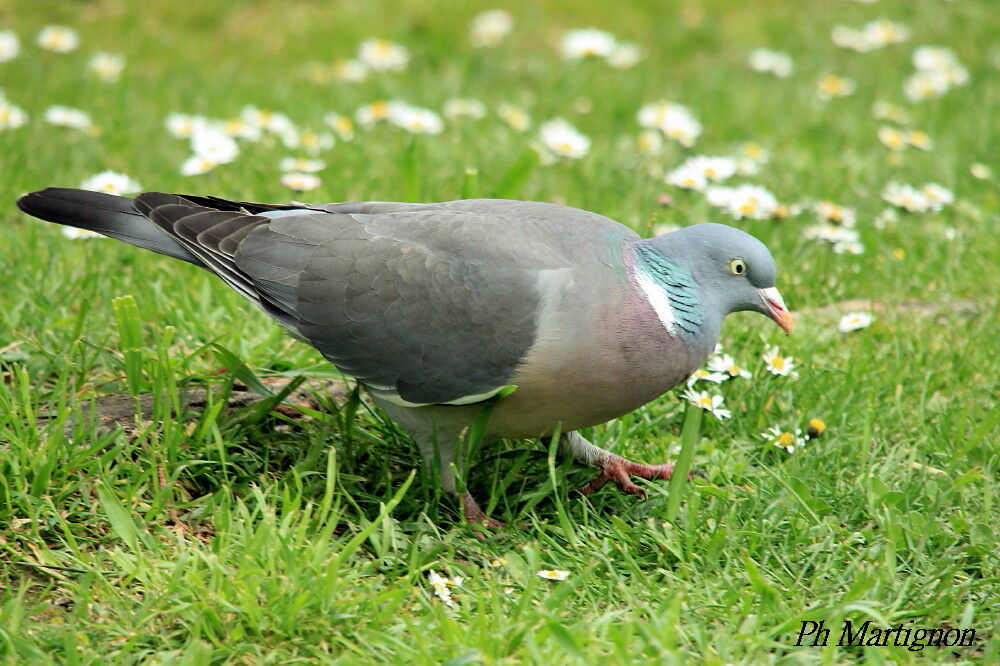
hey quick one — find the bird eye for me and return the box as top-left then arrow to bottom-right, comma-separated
728,258 -> 747,275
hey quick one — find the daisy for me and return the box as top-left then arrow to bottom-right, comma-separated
607,42 -> 641,69
88,52 -> 125,82
970,163 -> 992,180
443,98 -> 486,120
294,130 -> 335,153
497,103 -> 530,131
905,130 -> 932,150
323,113 -> 355,140
165,113 -> 206,139
862,19 -> 910,47
838,312 -> 874,332
707,354 -> 752,379
682,389 -> 732,419
637,101 -> 702,147
191,126 -> 239,164
470,9 -> 513,48
665,163 -> 708,191
357,38 -> 409,72
536,569 -> 570,581
427,570 -> 460,606
180,155 -> 218,176
762,346 -> 798,378
872,101 -> 910,124
389,104 -> 444,135
44,105 -> 95,132
637,130 -> 664,155
0,30 -> 20,62
280,172 -> 321,191
831,25 -> 874,52
37,25 -> 79,53
331,59 -> 368,82
559,28 -> 617,60
817,74 -> 856,99
706,184 -> 780,220
760,426 -> 806,453
355,100 -> 397,127
221,117 -> 262,142
748,49 -> 793,77
877,126 -> 907,151
0,99 -> 29,130
538,118 -> 590,159
814,201 -> 856,227
279,157 -> 325,173
61,227 -> 103,240
79,170 -> 141,196
903,71 -> 950,101
686,368 -> 728,385
922,183 -> 954,210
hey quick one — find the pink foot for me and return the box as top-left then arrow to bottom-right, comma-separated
578,456 -> 701,499
461,492 -> 504,529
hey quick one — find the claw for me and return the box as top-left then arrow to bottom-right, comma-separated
577,456 -> 701,499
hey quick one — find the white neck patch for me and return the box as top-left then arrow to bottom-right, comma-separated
631,266 -> 677,335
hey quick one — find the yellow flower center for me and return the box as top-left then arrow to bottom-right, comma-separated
776,432 -> 795,447
770,356 -> 785,369
697,396 -> 713,408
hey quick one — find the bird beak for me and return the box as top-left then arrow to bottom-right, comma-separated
758,287 -> 793,334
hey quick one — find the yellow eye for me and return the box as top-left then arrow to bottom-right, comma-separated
728,258 -> 747,275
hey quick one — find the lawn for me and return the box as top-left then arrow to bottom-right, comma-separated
0,0 -> 997,663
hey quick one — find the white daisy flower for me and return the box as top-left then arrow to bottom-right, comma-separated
903,71 -> 949,101
355,100 -> 398,127
323,113 -> 355,140
762,345 -> 798,378
427,570 -> 457,606
44,105 -> 95,131
538,118 -> 590,159
79,170 -> 141,196
912,46 -> 961,72
760,426 -> 806,454
61,227 -> 103,240
357,38 -> 409,72
0,99 -> 29,130
686,368 -> 728,385
165,113 -> 207,139
497,103 -> 531,131
862,19 -> 910,47
803,224 -> 862,251
293,129 -> 335,154
706,184 -> 779,220
838,312 -> 874,332
878,126 -> 907,151
707,354 -> 752,379
37,25 -> 79,53
88,52 -> 125,82
470,9 -> 513,48
0,30 -> 20,62
688,156 -> 739,183
180,155 -> 218,176
443,98 -> 486,120
331,59 -> 368,82
831,25 -> 875,52
607,42 -> 641,69
969,163 -> 992,180
681,389 -> 732,419
921,183 -> 954,210
905,130 -> 932,151
536,569 -> 570,581
872,100 -> 910,124
389,104 -> 444,135
637,101 -> 701,147
637,130 -> 664,155
279,157 -> 325,173
665,163 -> 708,191
882,181 -> 939,213
817,74 -> 856,99
219,117 -> 262,142
280,172 -> 321,191
748,48 -> 793,77
240,106 -> 297,137
814,201 -> 856,227
191,126 -> 239,164
559,28 -> 617,60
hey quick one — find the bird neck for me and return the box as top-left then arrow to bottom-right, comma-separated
626,241 -> 719,349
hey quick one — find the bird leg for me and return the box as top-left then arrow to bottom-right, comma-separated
559,431 -> 693,499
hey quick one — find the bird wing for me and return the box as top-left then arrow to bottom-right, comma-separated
135,194 -> 637,406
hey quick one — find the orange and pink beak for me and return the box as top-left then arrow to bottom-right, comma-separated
758,287 -> 793,334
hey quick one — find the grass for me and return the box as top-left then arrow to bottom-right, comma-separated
1,0 -> 998,662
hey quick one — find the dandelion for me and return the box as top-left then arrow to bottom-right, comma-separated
37,25 -> 79,53
687,368 -> 728,385
707,354 -> 752,379
536,569 -> 570,581
88,52 -> 125,82
280,172 -> 321,191
760,426 -> 806,453
279,157 -> 325,173
0,99 -> 29,130
560,28 -> 617,59
79,170 -> 141,196
0,30 -> 20,62
323,113 -> 355,140
748,49 -> 793,77
607,42 -> 641,69
539,118 -> 590,159
498,103 -> 530,131
682,389 -> 732,419
817,74 -> 856,99
470,9 -> 513,48
331,59 -> 368,82
44,105 -> 95,132
443,98 -> 486,120
762,345 -> 798,378
357,38 -> 409,72
180,155 -> 218,176
838,312 -> 874,332
389,104 -> 444,135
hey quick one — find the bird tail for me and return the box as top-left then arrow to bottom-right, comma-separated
16,187 -> 203,266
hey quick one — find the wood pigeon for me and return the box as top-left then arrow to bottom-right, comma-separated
16,188 -> 793,525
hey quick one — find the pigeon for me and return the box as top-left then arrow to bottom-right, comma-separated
16,188 -> 793,525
